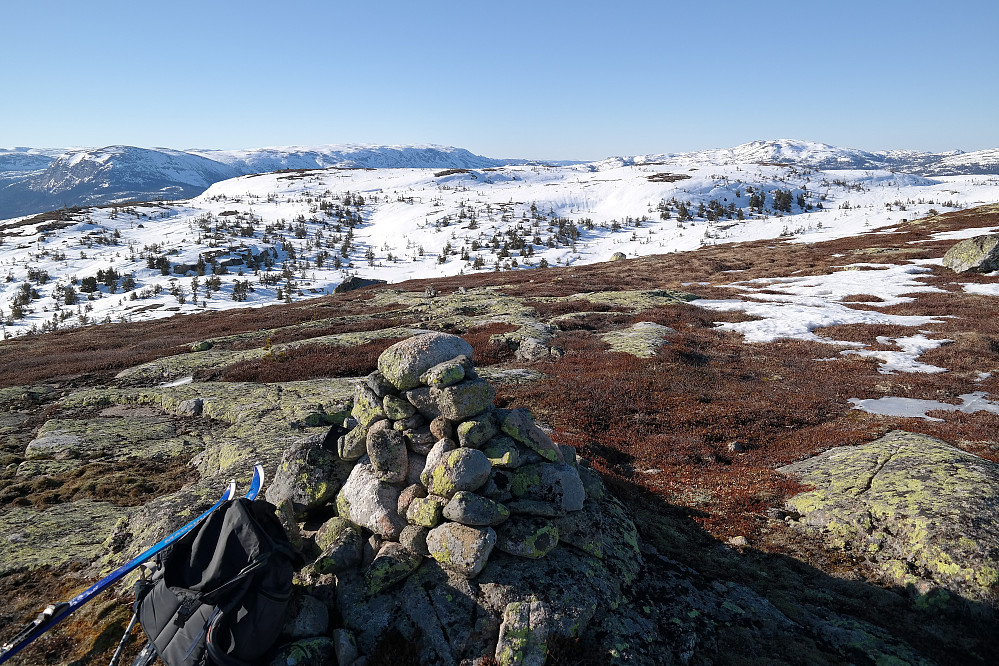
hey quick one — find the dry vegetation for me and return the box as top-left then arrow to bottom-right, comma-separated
3,204 -> 999,663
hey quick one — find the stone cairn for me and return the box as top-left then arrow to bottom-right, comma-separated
265,331 -> 598,665
329,331 -> 585,586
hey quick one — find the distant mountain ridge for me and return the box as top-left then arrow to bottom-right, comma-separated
2,139 -> 997,220
0,144 -> 515,219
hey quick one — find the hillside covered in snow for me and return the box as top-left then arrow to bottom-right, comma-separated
2,139 -> 999,221
2,145 -> 999,337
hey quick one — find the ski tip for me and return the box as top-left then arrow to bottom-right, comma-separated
222,479 -> 237,501
245,463 -> 265,501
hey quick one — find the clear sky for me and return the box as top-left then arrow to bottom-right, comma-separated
2,0 -> 997,160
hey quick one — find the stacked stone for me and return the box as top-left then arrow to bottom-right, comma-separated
325,332 -> 586,592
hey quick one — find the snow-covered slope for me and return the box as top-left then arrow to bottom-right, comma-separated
2,154 -> 997,337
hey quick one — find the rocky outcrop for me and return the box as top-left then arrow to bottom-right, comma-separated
942,233 -> 999,273
780,430 -> 999,603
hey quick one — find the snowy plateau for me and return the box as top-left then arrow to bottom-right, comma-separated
1,139 -> 998,341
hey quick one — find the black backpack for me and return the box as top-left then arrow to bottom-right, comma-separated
132,498 -> 302,666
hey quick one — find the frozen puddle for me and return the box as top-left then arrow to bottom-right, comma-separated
849,392 -> 999,421
159,376 -> 194,388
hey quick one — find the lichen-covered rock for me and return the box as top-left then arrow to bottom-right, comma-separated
443,491 -> 511,527
577,465 -> 605,501
265,434 -> 353,514
366,542 -> 424,595
433,380 -> 497,421
364,370 -> 396,397
481,436 -> 521,468
510,462 -> 585,512
942,233 -> 999,273
427,522 -> 497,577
336,459 -> 405,540
514,338 -> 555,362
191,340 -> 214,352
378,333 -> 475,391
176,397 -> 204,416
495,517 -> 559,559
507,500 -> 564,519
268,636 -> 335,666
274,497 -> 304,552
383,394 -> 416,420
421,438 -> 457,487
430,415 -> 457,441
426,447 -> 493,498
404,386 -> 442,420
400,525 -> 431,557
456,412 -> 498,449
495,601 -> 550,666
366,423 -> 408,484
338,425 -> 368,461
393,413 -> 424,431
406,495 -> 447,528
351,383 -> 387,428
314,518 -> 364,575
498,408 -> 565,463
397,483 -> 428,516
600,321 -> 675,358
556,505 -> 605,558
403,426 -> 436,454
780,430 -> 999,602
333,628 -> 360,666
281,592 -> 329,639
420,357 -> 467,387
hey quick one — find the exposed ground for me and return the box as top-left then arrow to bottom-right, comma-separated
0,205 -> 997,664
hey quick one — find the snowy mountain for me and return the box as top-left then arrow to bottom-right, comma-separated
604,139 -> 987,174
2,149 -> 998,338
0,144 -> 516,219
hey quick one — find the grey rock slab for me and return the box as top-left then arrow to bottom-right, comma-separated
779,430 -> 999,602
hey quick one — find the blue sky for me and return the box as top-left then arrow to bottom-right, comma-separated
3,0 -> 997,159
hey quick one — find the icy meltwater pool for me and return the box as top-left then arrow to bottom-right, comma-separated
848,391 -> 999,421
